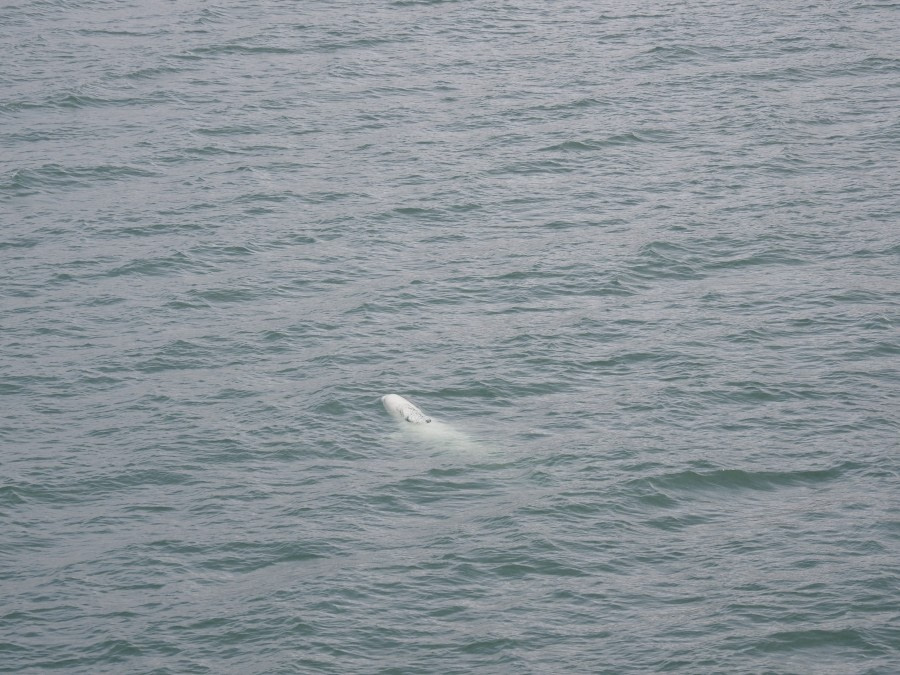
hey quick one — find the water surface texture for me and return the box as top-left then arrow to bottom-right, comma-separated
2,0 -> 899,672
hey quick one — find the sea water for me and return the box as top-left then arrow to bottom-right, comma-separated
2,1 -> 899,672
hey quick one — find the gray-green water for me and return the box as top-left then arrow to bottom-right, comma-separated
2,1 -> 899,672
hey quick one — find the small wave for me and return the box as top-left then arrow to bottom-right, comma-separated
628,44 -> 732,69
749,627 -> 881,655
626,465 -> 852,496
487,159 -> 573,175
106,251 -> 217,278
531,97 -> 606,113
390,0 -> 462,6
0,485 -> 28,507
539,130 -> 675,152
189,43 -> 301,56
0,237 -> 37,251
2,164 -> 161,194
624,241 -> 705,281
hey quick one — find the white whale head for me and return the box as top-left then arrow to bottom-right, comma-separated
381,394 -> 431,424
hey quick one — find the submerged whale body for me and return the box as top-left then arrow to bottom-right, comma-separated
381,394 -> 431,424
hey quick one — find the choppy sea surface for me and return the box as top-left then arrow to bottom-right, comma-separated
2,1 -> 899,672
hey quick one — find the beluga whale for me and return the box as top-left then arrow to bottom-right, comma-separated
381,394 -> 431,424
380,393 -> 493,456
